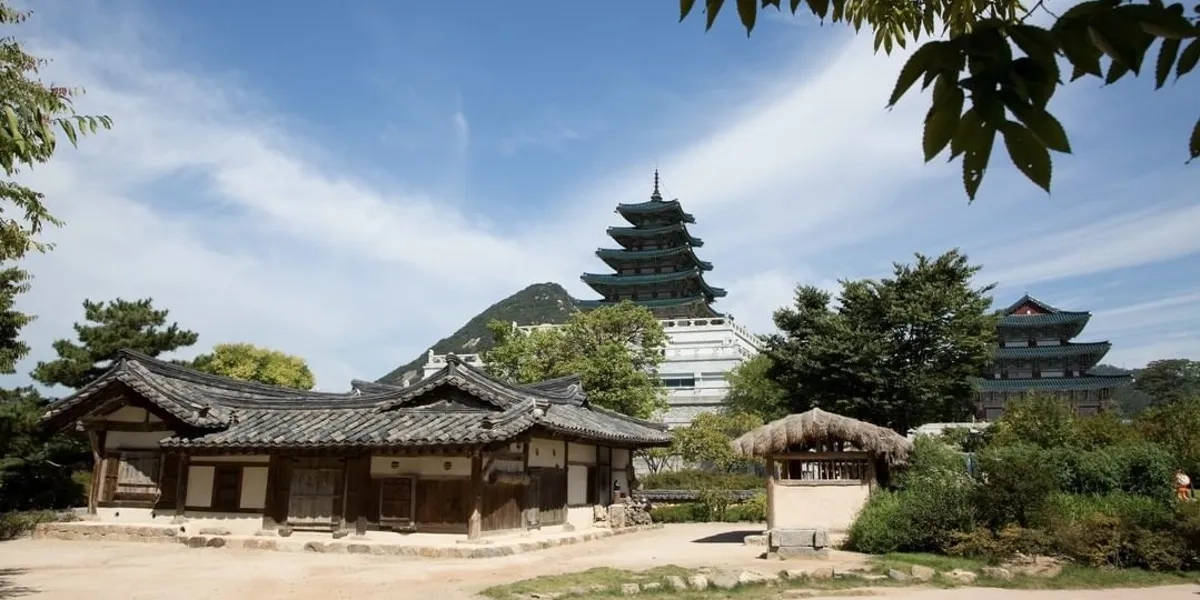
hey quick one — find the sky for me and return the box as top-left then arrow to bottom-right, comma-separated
4,1 -> 1198,394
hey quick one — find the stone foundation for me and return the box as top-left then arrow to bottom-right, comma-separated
33,521 -> 663,559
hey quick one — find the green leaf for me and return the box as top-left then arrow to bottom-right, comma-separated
806,0 -> 828,19
1008,104 -> 1072,153
4,106 -> 21,142
888,42 -> 945,107
59,119 -> 77,147
1059,28 -> 1104,78
705,0 -> 726,30
1178,38 -> 1200,77
1190,116 -> 1200,160
1001,121 -> 1052,193
790,0 -> 802,11
924,76 -> 964,161
1105,58 -> 1131,83
1088,23 -> 1141,74
681,0 -> 698,20
1156,38 -> 1181,88
956,109 -> 996,200
1010,25 -> 1058,64
737,0 -> 757,33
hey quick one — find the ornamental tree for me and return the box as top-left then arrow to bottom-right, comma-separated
767,249 -> 996,432
724,353 -> 788,421
681,0 -> 1198,200
32,298 -> 198,389
1135,358 -> 1200,406
191,343 -> 316,390
485,301 -> 668,419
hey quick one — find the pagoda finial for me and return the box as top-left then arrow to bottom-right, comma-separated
651,169 -> 662,201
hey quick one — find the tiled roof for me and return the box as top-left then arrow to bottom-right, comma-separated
46,352 -> 671,448
973,374 -> 1133,392
616,200 -> 695,224
607,223 -> 703,247
595,247 -> 712,271
580,269 -> 727,298
995,341 -> 1112,360
998,312 -> 1091,328
1001,294 -> 1088,316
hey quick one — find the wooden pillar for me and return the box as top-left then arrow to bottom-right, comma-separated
468,449 -> 483,540
175,452 -> 188,516
765,455 -> 776,531
86,429 -> 102,514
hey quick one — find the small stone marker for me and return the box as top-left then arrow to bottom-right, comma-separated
943,569 -> 978,584
742,534 -> 767,546
666,576 -> 687,591
686,574 -> 709,590
887,568 -> 911,582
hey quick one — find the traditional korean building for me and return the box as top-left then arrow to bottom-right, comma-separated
579,171 -> 726,319
974,295 -> 1132,419
43,351 -> 669,538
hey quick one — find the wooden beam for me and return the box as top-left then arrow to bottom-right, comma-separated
175,453 -> 188,516
86,429 -> 102,515
467,450 -> 483,540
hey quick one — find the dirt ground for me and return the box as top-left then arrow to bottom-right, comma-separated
1,523 -> 1197,599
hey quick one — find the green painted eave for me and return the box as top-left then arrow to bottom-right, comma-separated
616,200 -> 695,224
607,223 -> 703,247
581,269 -> 727,298
973,374 -> 1132,392
998,312 -> 1091,329
994,341 -> 1111,360
595,247 -> 713,271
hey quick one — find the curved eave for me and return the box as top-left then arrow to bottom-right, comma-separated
994,341 -> 1112,361
998,313 -> 1090,338
595,247 -> 713,271
581,270 -> 727,299
616,201 -> 696,225
972,374 -> 1133,392
577,296 -> 709,310
607,224 -> 703,248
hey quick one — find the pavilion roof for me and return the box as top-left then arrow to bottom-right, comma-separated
580,269 -> 727,298
972,374 -> 1132,392
595,246 -> 713,271
731,408 -> 912,466
994,341 -> 1112,360
607,223 -> 703,247
615,199 -> 695,225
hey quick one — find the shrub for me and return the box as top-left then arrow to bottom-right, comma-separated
1035,492 -> 1174,531
1110,442 -> 1175,502
639,470 -> 763,491
722,493 -> 766,522
696,486 -> 735,521
988,395 -> 1076,449
0,509 -> 71,540
1072,412 -> 1137,449
649,503 -> 706,523
976,442 -> 1061,527
947,525 -> 1052,561
845,491 -> 915,554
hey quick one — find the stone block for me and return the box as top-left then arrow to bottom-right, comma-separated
942,569 -> 978,585
277,526 -> 293,537
910,565 -> 936,582
185,536 -> 207,548
665,576 -> 687,591
775,547 -> 829,559
782,568 -> 809,579
981,566 -> 1013,581
737,570 -> 777,585
331,529 -> 349,539
620,583 -> 640,595
199,527 -> 231,536
304,541 -> 327,553
709,570 -> 739,590
205,537 -> 226,548
771,528 -> 816,548
887,568 -> 911,582
641,582 -> 661,591
742,534 -> 767,546
809,567 -> 834,580
812,529 -> 829,548
686,574 -> 709,590
346,544 -> 371,554
608,505 -> 628,529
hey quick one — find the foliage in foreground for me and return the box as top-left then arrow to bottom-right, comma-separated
846,395 -> 1200,571
684,0 -> 1199,200
192,342 -> 316,390
0,387 -> 88,512
0,509 -> 74,540
485,301 -> 667,419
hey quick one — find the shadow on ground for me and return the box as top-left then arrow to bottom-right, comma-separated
0,568 -> 35,599
690,530 -> 762,544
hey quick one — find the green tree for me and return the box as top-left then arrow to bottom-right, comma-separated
1,4 -> 111,262
0,386 -> 87,511
767,249 -> 995,432
32,298 -> 198,389
671,411 -> 763,470
1135,358 -> 1200,406
681,0 -> 1198,200
0,266 -> 31,373
724,353 -> 788,421
191,343 -> 316,390
1138,395 -> 1200,476
988,393 -> 1078,448
485,301 -> 668,419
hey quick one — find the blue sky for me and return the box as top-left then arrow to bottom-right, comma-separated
5,1 -> 1198,393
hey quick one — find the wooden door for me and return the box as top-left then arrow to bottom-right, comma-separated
379,477 -> 414,526
415,478 -> 469,532
212,465 -> 242,512
529,468 -> 565,525
482,483 -> 524,532
288,466 -> 340,528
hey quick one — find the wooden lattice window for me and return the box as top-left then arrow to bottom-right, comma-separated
781,457 -> 869,482
116,451 -> 160,495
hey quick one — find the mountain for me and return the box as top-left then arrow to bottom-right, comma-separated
377,282 -> 579,384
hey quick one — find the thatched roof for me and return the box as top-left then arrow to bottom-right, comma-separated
730,408 -> 912,466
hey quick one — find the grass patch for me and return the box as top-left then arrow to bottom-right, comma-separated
0,510 -> 73,541
481,566 -> 692,600
875,552 -> 1200,590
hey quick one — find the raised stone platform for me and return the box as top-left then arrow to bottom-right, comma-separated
33,521 -> 663,559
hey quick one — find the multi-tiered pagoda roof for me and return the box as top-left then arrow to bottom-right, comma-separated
974,294 -> 1131,418
579,172 -> 725,318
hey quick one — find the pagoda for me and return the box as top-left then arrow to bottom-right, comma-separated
579,171 -> 726,318
975,295 -> 1132,419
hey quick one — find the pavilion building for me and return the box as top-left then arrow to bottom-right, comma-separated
974,295 -> 1132,419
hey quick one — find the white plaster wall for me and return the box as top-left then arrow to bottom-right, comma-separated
371,456 -> 470,477
567,505 -> 595,530
567,464 -> 588,506
185,466 -> 215,508
104,431 -> 173,450
94,507 -> 168,523
769,482 -> 871,532
567,443 -> 596,465
240,466 -> 269,510
611,449 -> 629,470
528,438 -> 564,468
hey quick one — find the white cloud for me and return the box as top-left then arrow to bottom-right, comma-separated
453,110 -> 471,153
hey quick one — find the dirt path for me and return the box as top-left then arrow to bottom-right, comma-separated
0,524 -> 1196,599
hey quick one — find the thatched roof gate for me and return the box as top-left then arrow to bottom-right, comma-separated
730,408 -> 912,466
